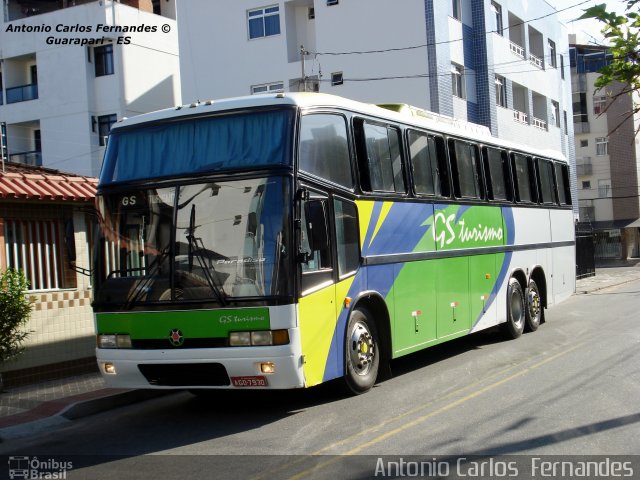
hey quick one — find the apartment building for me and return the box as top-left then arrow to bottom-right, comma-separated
177,0 -> 576,205
570,38 -> 640,259
0,0 -> 181,177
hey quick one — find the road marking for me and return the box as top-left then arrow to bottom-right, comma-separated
286,340 -> 587,480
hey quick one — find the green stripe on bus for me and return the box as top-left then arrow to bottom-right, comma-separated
96,308 -> 270,339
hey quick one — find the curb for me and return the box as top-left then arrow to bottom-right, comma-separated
0,389 -> 173,441
575,275 -> 640,295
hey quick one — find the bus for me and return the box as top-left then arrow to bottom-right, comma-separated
93,93 -> 575,394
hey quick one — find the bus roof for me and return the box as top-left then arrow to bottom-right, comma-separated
112,92 -> 568,163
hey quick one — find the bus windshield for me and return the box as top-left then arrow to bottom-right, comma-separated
99,108 -> 295,184
93,176 -> 291,308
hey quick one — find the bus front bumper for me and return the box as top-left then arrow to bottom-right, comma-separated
96,344 -> 305,390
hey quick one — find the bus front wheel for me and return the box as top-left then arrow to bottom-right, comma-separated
525,279 -> 543,331
344,307 -> 380,395
502,277 -> 525,339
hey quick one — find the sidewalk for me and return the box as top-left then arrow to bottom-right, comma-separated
1,263 -> 639,442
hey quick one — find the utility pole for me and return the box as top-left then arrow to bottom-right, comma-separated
300,45 -> 307,92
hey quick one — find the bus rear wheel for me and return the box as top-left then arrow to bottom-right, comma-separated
525,279 -> 542,331
502,277 -> 525,339
344,307 -> 380,395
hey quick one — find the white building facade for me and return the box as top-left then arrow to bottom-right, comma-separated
571,39 -> 640,259
177,0 -> 576,204
0,0 -> 181,177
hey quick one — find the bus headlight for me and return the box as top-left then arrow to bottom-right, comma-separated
97,334 -> 132,349
229,330 -> 289,346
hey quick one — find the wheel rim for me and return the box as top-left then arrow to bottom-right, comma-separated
348,320 -> 375,376
528,288 -> 541,324
510,288 -> 524,330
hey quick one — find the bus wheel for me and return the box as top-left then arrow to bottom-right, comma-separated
502,277 -> 525,339
525,279 -> 542,332
344,307 -> 380,394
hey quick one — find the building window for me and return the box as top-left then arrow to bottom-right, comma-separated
580,139 -> 588,147
451,63 -> 465,99
548,39 -> 557,68
248,5 -> 280,39
551,101 -> 560,128
596,137 -> 608,156
564,110 -> 568,135
452,0 -> 461,20
308,7 -> 315,19
491,2 -> 503,35
3,219 -> 72,291
94,44 -> 114,77
582,180 -> 591,189
495,75 -> 506,107
327,0 -> 339,5
331,72 -> 344,86
98,114 -> 117,146
598,179 -> 611,197
593,95 -> 607,115
251,81 -> 284,94
560,55 -> 565,79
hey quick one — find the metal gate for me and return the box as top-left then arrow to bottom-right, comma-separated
575,223 -> 596,279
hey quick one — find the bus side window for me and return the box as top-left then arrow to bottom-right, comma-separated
511,153 -> 535,203
555,163 -> 572,205
483,147 -> 512,201
537,158 -> 556,204
449,139 -> 484,199
298,191 -> 333,294
355,119 -> 406,194
334,198 -> 360,278
408,130 -> 448,197
299,114 -> 353,189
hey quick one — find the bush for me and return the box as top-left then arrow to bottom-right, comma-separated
0,269 -> 33,367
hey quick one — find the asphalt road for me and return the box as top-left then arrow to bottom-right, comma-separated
1,279 -> 639,479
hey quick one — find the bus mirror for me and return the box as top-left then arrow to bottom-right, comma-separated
304,200 -> 328,255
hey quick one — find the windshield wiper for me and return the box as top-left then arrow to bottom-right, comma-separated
185,204 -> 229,306
124,245 -> 171,309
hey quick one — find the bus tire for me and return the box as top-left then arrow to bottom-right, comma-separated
525,279 -> 542,332
344,307 -> 380,395
502,277 -> 525,339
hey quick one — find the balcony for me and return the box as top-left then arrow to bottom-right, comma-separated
574,122 -> 590,134
6,84 -> 38,104
513,110 -> 528,124
532,117 -> 547,130
576,158 -> 593,176
529,53 -> 544,70
9,150 -> 42,167
510,41 -> 525,59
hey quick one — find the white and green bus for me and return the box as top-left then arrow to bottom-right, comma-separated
93,93 -> 575,394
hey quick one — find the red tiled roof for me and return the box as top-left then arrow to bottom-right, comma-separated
0,162 -> 97,202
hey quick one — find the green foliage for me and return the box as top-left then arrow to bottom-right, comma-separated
580,2 -> 640,130
0,269 -> 33,366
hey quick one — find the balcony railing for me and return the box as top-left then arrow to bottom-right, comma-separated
6,84 -> 38,104
574,122 -> 590,134
529,53 -> 544,69
513,110 -> 528,124
576,164 -> 593,176
532,117 -> 547,130
9,150 -> 42,166
510,41 -> 525,59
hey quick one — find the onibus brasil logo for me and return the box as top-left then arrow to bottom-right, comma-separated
8,456 -> 73,479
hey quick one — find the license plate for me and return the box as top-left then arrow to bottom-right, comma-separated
231,376 -> 268,387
